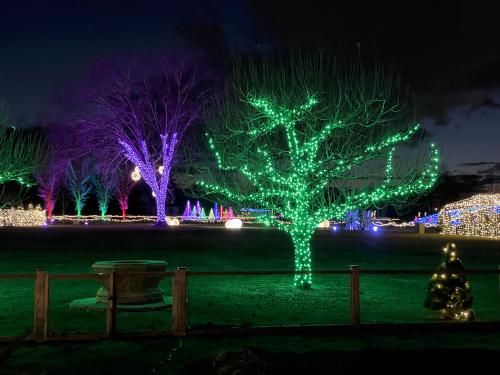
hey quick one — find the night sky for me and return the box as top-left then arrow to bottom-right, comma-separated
1,0 -> 499,169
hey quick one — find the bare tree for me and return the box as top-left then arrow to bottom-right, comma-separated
0,102 -> 45,187
114,164 -> 136,221
0,101 -> 45,208
36,151 -> 67,220
92,164 -> 116,220
66,159 -> 93,220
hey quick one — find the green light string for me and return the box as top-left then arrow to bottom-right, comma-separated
199,94 -> 440,288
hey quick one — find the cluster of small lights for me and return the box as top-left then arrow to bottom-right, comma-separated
415,213 -> 439,226
199,94 -> 440,288
49,214 -> 252,224
429,243 -> 474,321
0,204 -> 45,227
225,218 -> 243,229
130,167 -> 141,182
182,200 -> 235,222
373,218 -> 418,228
317,220 -> 330,228
166,217 -> 180,226
439,194 -> 500,239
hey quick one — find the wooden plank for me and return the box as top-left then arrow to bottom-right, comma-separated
95,271 -> 174,278
362,269 -> 500,275
105,272 -> 117,337
33,268 -> 47,341
42,334 -> 108,342
172,267 -> 187,336
0,274 -> 36,279
43,272 -> 50,340
189,270 -> 350,276
350,265 -> 360,328
49,274 -> 108,280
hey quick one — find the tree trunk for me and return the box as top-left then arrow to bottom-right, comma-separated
118,196 -> 128,221
46,197 -> 53,220
100,204 -> 107,221
290,230 -> 313,288
155,189 -> 167,226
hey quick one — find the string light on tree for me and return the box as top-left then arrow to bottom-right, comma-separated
196,53 -> 440,288
424,242 -> 474,321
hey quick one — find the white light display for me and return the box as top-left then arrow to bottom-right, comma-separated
439,194 -> 500,239
166,217 -> 180,226
225,218 -> 243,229
317,220 -> 330,228
0,204 -> 46,227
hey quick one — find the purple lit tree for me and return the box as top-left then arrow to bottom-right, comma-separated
182,200 -> 192,220
214,202 -> 220,221
227,207 -> 234,220
81,56 -> 208,225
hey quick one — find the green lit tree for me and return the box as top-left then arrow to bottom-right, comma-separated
194,54 -> 439,287
0,101 -> 45,207
66,160 -> 93,220
424,242 -> 474,321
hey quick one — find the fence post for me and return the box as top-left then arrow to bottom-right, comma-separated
350,265 -> 360,328
33,268 -> 49,341
498,265 -> 500,292
106,272 -> 117,337
172,267 -> 188,336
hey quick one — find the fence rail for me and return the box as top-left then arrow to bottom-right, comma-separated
1,267 -> 500,342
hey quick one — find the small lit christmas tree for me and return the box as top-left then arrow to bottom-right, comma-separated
424,242 -> 474,321
208,208 -> 215,221
190,206 -> 197,220
199,207 -> 206,221
182,201 -> 192,221
214,202 -> 220,221
227,207 -> 234,220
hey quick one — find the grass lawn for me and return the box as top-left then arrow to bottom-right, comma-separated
1,224 -> 500,337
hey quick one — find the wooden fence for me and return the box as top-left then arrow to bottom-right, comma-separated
1,267 -> 500,342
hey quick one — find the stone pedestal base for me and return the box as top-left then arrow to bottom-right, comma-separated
92,260 -> 168,305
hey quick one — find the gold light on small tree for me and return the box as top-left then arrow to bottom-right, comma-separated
424,242 -> 474,321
